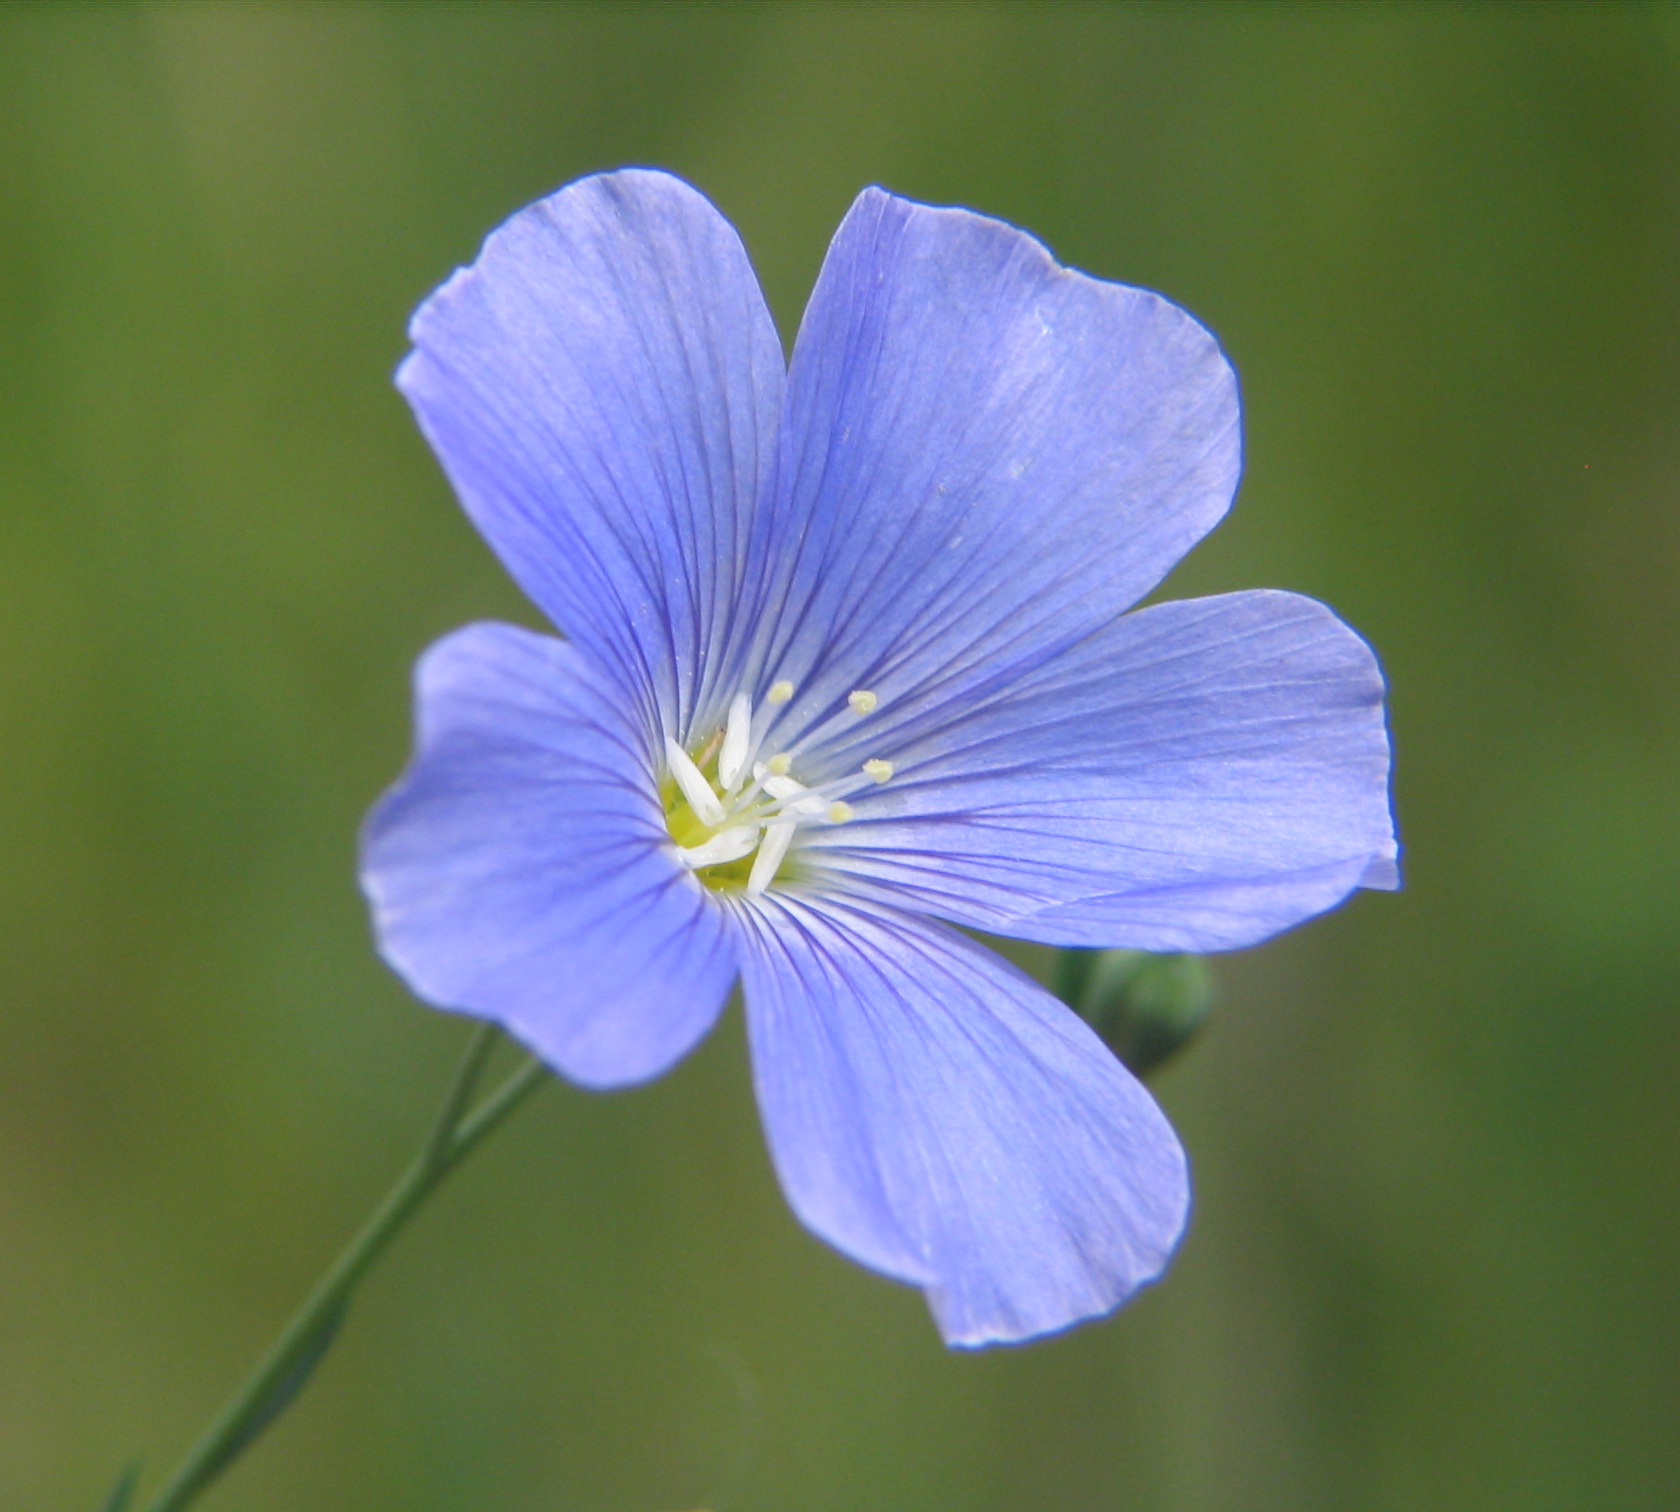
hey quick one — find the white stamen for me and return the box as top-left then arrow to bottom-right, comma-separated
662,683 -> 893,896
717,692 -> 752,792
725,766 -> 769,818
664,737 -> 725,827
746,818 -> 796,895
677,825 -> 759,870
763,773 -> 827,818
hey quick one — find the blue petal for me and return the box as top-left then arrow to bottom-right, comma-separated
361,623 -> 737,1088
736,186 -> 1240,751
731,895 -> 1189,1346
397,170 -> 785,743
801,590 -> 1398,952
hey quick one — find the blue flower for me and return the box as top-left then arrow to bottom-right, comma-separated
362,170 -> 1397,1347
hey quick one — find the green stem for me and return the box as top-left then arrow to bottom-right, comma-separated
424,1020 -> 501,1168
449,1048 -> 550,1158
136,1025 -> 548,1512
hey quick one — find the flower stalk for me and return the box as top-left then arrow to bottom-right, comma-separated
122,1025 -> 547,1512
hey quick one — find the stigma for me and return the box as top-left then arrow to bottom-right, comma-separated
664,683 -> 891,896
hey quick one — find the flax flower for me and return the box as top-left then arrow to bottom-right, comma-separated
363,171 -> 1397,1345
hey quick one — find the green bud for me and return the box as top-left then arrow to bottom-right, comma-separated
1052,948 -> 1217,1076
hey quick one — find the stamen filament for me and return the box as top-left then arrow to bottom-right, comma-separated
746,818 -> 796,895
763,773 -> 829,818
677,825 -> 759,870
717,692 -> 752,793
722,771 -> 769,821
664,737 -> 726,827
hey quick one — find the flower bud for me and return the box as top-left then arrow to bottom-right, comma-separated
1054,949 -> 1217,1076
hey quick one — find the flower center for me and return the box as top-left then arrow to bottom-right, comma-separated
662,686 -> 892,895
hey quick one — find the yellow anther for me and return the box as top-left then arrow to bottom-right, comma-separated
767,753 -> 792,776
848,689 -> 878,715
767,680 -> 794,705
826,801 -> 854,824
862,759 -> 894,784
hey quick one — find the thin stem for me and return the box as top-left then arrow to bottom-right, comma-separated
449,1050 -> 551,1159
424,1020 -> 500,1169
136,1029 -> 548,1512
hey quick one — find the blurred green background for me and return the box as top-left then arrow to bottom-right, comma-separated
3,3 -> 1677,1508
